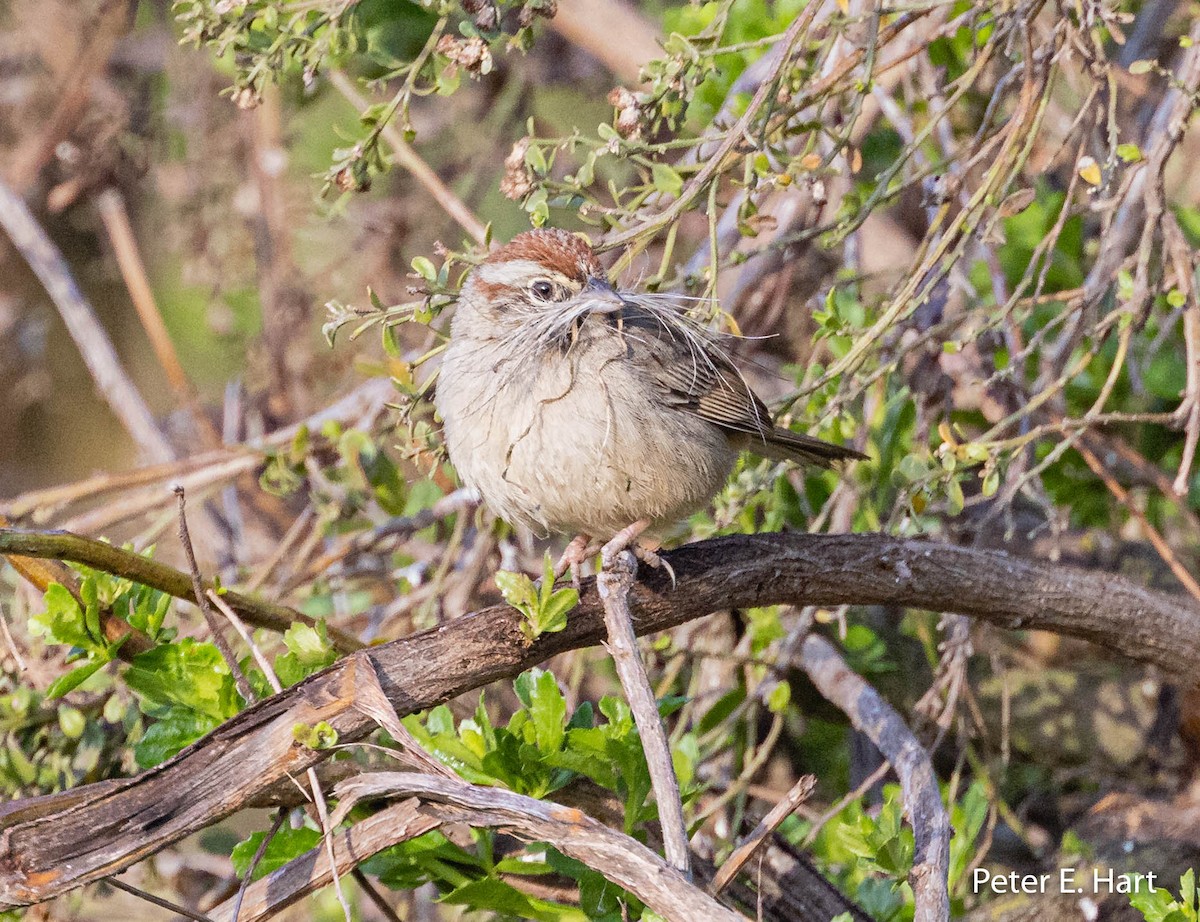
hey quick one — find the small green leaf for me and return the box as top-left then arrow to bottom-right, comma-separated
766,680 -> 791,713
45,660 -> 106,699
410,256 -> 437,281
651,162 -> 683,197
1116,142 -> 1143,162
527,669 -> 567,753
1128,59 -> 1155,74
135,706 -> 220,767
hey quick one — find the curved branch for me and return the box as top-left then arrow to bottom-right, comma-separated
0,528 -> 363,652
1,532 -> 1197,907
799,634 -> 950,922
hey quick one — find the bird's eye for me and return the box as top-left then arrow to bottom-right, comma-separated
530,279 -> 557,301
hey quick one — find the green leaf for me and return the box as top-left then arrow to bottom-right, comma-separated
275,621 -> 337,687
1128,59 -> 1155,74
1116,143 -> 1143,162
57,705 -> 86,739
651,162 -> 683,197
440,877 -> 585,921
30,584 -> 95,651
124,639 -> 241,722
45,660 -> 106,699
410,256 -> 437,281
135,705 -> 220,767
766,680 -> 791,714
231,825 -> 322,879
527,669 -> 567,753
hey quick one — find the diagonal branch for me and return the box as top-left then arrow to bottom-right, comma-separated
799,634 -> 950,922
1,532 -> 1198,906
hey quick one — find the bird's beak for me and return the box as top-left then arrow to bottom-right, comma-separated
583,276 -> 632,314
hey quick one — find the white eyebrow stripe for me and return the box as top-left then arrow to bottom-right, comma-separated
477,260 -> 578,288
477,260 -> 545,286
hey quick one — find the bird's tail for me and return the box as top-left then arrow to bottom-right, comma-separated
749,427 -> 867,468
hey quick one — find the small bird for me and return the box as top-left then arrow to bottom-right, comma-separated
435,228 -> 864,579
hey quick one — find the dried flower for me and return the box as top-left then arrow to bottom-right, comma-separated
500,138 -> 534,200
436,35 -> 493,77
608,86 -> 642,139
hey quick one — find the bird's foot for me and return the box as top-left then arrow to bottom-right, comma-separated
631,544 -> 676,589
554,534 -> 598,589
599,520 -> 676,588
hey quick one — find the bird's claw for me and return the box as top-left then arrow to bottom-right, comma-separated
631,544 -> 676,588
554,534 -> 598,589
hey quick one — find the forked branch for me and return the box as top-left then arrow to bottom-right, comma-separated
1,532 -> 1198,906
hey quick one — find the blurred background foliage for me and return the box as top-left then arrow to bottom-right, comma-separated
2,0 -> 1200,919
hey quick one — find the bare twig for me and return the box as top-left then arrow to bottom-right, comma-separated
597,549 -> 691,878
329,71 -> 488,247
176,487 -> 255,704
94,187 -> 211,434
0,526 -> 363,652
0,603 -> 27,673
798,633 -> 951,922
351,868 -> 404,922
334,772 -> 746,922
709,775 -> 815,896
105,876 -> 213,922
0,178 -> 174,463
1074,441 -> 1200,602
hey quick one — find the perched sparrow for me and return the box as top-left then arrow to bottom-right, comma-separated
435,228 -> 864,577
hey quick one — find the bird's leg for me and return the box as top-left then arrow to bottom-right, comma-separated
601,519 -> 676,587
554,533 -> 598,588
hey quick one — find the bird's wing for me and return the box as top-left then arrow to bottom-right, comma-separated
638,326 -> 773,438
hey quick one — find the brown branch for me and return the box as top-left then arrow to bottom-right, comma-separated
799,633 -> 951,922
2,532 -> 1199,906
597,550 -> 691,877
709,775 -> 816,896
0,527 -> 363,653
333,773 -> 745,922
0,178 -> 174,463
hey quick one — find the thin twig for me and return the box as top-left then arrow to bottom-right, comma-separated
328,71 -> 488,247
596,549 -> 692,878
227,810 -> 286,922
175,487 -> 255,703
351,868 -> 404,922
0,603 -> 27,673
105,876 -> 214,922
0,178 -> 174,463
0,526 -> 363,652
1075,441 -> 1200,602
709,775 -> 816,896
94,187 -> 211,431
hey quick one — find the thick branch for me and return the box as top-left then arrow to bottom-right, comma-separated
2,532 -> 1198,906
